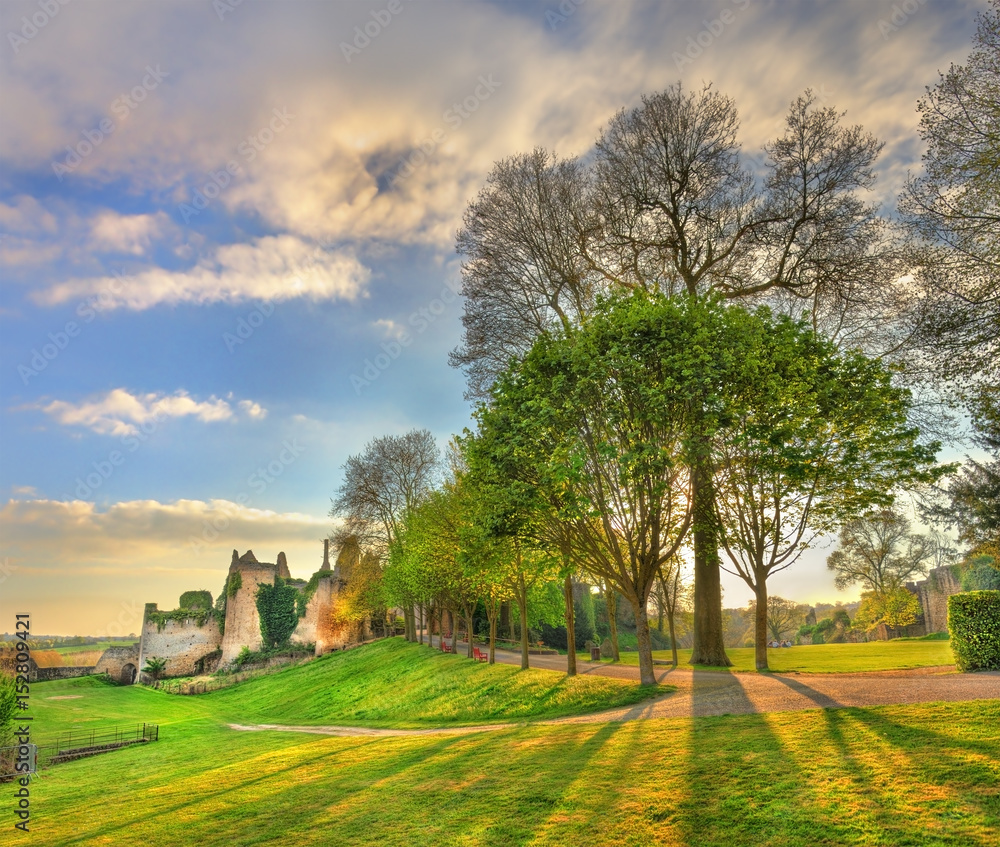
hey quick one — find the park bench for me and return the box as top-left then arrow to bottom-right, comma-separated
441,643 -> 452,653
472,647 -> 488,663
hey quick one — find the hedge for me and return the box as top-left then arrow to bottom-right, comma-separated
948,591 -> 1000,672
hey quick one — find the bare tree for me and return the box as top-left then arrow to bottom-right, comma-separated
900,1 -> 1000,394
330,429 -> 440,639
827,509 -> 933,598
450,149 -> 600,399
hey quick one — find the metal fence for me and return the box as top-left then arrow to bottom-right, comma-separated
1,723 -> 159,778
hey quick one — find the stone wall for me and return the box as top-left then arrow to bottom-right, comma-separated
916,565 -> 963,634
138,609 -> 223,678
220,563 -> 276,664
95,644 -> 141,684
29,663 -> 96,682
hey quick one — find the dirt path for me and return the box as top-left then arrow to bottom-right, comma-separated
226,645 -> 1000,738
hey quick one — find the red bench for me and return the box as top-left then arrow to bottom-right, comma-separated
441,643 -> 452,653
473,647 -> 488,663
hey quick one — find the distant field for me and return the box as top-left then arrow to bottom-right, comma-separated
614,639 -> 955,673
52,640 -> 131,654
25,670 -> 1000,847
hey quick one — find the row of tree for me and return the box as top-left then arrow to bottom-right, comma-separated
330,6 -> 997,682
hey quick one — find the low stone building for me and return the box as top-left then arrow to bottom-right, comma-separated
94,644 -> 140,684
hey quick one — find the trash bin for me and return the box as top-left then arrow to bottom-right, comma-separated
590,647 -> 602,661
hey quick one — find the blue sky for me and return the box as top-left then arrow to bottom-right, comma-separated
0,0 -> 985,635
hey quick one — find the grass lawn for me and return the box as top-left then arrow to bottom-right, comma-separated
22,676 -> 1000,846
613,639 -> 955,672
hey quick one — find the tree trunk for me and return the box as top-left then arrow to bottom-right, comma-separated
489,613 -> 497,664
754,581 -> 769,671
465,603 -> 474,658
404,607 -> 414,641
632,594 -> 657,687
607,588 -> 621,662
517,576 -> 529,670
564,573 -> 577,677
690,455 -> 732,666
417,602 -> 424,645
450,609 -> 459,654
501,601 -> 512,641
667,607 -> 679,666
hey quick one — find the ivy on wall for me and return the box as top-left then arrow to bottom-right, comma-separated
256,577 -> 299,648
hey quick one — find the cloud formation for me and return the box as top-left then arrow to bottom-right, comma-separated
34,388 -> 265,436
32,235 -> 370,310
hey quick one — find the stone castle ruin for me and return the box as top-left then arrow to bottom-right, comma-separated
98,540 -> 360,683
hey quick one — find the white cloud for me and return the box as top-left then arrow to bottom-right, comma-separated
372,318 -> 406,339
237,399 -> 267,419
33,388 -> 265,436
32,235 -> 370,310
89,210 -> 172,255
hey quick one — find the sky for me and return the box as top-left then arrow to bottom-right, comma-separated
0,0 -> 986,636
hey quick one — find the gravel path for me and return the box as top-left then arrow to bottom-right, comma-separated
226,644 -> 1000,738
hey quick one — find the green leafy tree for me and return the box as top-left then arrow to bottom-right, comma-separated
330,429 -> 440,641
853,588 -> 922,635
455,86 -> 898,667
713,315 -> 944,669
960,554 -> 1000,591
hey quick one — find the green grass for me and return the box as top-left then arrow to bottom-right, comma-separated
28,639 -> 666,736
23,683 -> 1000,846
613,639 -> 955,672
206,638 -> 667,727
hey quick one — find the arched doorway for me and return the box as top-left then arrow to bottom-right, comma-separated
121,663 -> 137,685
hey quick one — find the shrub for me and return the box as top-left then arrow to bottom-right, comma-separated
961,556 -> 1000,591
179,590 -> 213,610
142,656 -> 168,680
948,591 -> 1000,672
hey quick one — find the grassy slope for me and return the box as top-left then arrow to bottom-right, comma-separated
202,639 -> 665,727
613,640 -> 955,672
25,691 -> 1000,847
29,640 -> 665,736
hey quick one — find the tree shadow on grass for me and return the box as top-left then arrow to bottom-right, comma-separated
768,674 -> 843,709
820,705 -> 1000,847
674,674 -> 858,847
52,733 -> 408,846
270,722 -> 626,846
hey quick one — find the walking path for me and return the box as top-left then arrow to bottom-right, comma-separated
227,639 -> 1000,738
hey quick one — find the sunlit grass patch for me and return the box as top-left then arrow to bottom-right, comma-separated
613,639 -> 955,672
